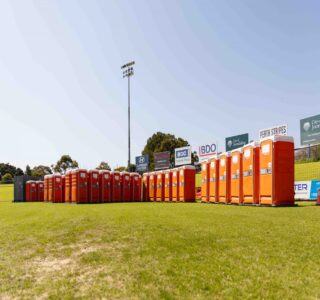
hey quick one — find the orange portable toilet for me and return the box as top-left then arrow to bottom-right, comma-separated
201,160 -> 210,203
259,136 -> 294,206
218,152 -> 231,203
209,157 -> 219,203
48,175 -> 54,202
130,173 -> 141,202
43,175 -> 48,202
242,142 -> 260,205
230,149 -> 243,205
37,181 -> 44,202
148,172 -> 157,202
142,173 -> 150,201
121,172 -> 131,202
111,171 -> 121,202
156,171 -> 165,201
61,175 -> 65,202
64,170 -> 72,203
164,169 -> 172,202
71,169 -> 88,204
52,174 -> 63,203
172,169 -> 179,202
178,166 -> 196,202
88,170 -> 100,203
99,170 -> 111,203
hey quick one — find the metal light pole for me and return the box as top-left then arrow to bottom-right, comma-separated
121,61 -> 135,171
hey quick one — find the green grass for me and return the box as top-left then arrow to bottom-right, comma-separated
0,184 -> 13,201
295,161 -> 320,181
1,201 -> 320,299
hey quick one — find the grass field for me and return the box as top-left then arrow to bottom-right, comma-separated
0,184 -> 13,201
1,201 -> 320,299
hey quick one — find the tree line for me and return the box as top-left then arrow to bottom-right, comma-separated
0,132 -> 198,184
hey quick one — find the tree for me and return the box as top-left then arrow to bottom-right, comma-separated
31,165 -> 52,177
53,155 -> 79,174
0,163 -> 24,177
1,173 -> 13,184
96,162 -> 111,171
114,166 -> 127,172
25,165 -> 32,176
141,132 -> 199,170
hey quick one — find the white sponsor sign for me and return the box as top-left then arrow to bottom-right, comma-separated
198,143 -> 218,162
294,181 -> 311,200
175,146 -> 192,166
259,124 -> 288,140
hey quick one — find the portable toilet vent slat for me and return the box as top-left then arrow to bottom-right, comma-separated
218,153 -> 231,203
164,170 -> 172,202
99,170 -> 111,203
259,136 -> 294,206
201,160 -> 210,203
230,149 -> 243,205
209,157 -> 219,203
178,165 -> 196,202
242,142 -> 260,205
71,169 -> 88,204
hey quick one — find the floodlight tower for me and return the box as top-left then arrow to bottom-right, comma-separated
121,61 -> 135,171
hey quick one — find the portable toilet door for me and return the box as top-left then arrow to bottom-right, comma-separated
99,170 -> 111,203
37,181 -> 44,202
121,172 -> 131,202
242,142 -> 260,205
111,171 -> 121,202
148,172 -> 156,202
88,170 -> 100,203
201,160 -> 209,203
52,174 -> 63,203
230,149 -> 243,205
71,169 -> 88,204
218,153 -> 231,203
43,176 -> 48,202
164,170 -> 172,202
156,171 -> 165,202
25,181 -> 31,202
172,169 -> 179,202
142,173 -> 150,202
130,173 -> 141,202
64,170 -> 72,203
179,166 -> 196,202
61,175 -> 65,202
209,157 -> 219,203
259,136 -> 295,206
48,175 -> 54,202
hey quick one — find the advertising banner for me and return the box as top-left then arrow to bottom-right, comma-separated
294,180 -> 320,200
175,146 -> 192,166
135,155 -> 149,173
198,143 -> 218,162
154,151 -> 170,170
259,124 -> 288,140
300,114 -> 320,145
225,133 -> 249,151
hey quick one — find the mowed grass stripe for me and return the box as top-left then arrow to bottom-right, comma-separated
0,201 -> 320,299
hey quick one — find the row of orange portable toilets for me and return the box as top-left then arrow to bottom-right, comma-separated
201,136 -> 295,206
26,170 -> 141,203
141,165 -> 196,202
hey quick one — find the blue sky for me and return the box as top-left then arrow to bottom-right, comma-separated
0,0 -> 319,170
